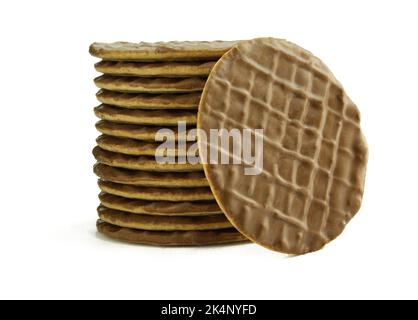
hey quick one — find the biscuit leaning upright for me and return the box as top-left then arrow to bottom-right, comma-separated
198,38 -> 368,254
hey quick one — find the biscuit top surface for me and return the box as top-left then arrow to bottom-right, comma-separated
198,37 -> 368,254
90,40 -> 238,61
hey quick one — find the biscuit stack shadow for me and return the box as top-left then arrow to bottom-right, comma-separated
90,41 -> 247,246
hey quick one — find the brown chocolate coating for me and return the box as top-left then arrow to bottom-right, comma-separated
94,104 -> 197,125
97,205 -> 231,231
93,146 -> 202,172
94,163 -> 208,187
98,192 -> 222,216
94,75 -> 206,93
89,41 -> 238,61
95,60 -> 216,77
198,38 -> 368,254
96,135 -> 197,156
96,90 -> 201,110
95,120 -> 197,141
97,220 -> 249,246
98,180 -> 214,202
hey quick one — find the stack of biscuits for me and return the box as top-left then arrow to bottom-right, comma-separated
89,41 -> 248,246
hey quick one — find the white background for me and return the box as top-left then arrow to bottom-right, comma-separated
0,0 -> 417,300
